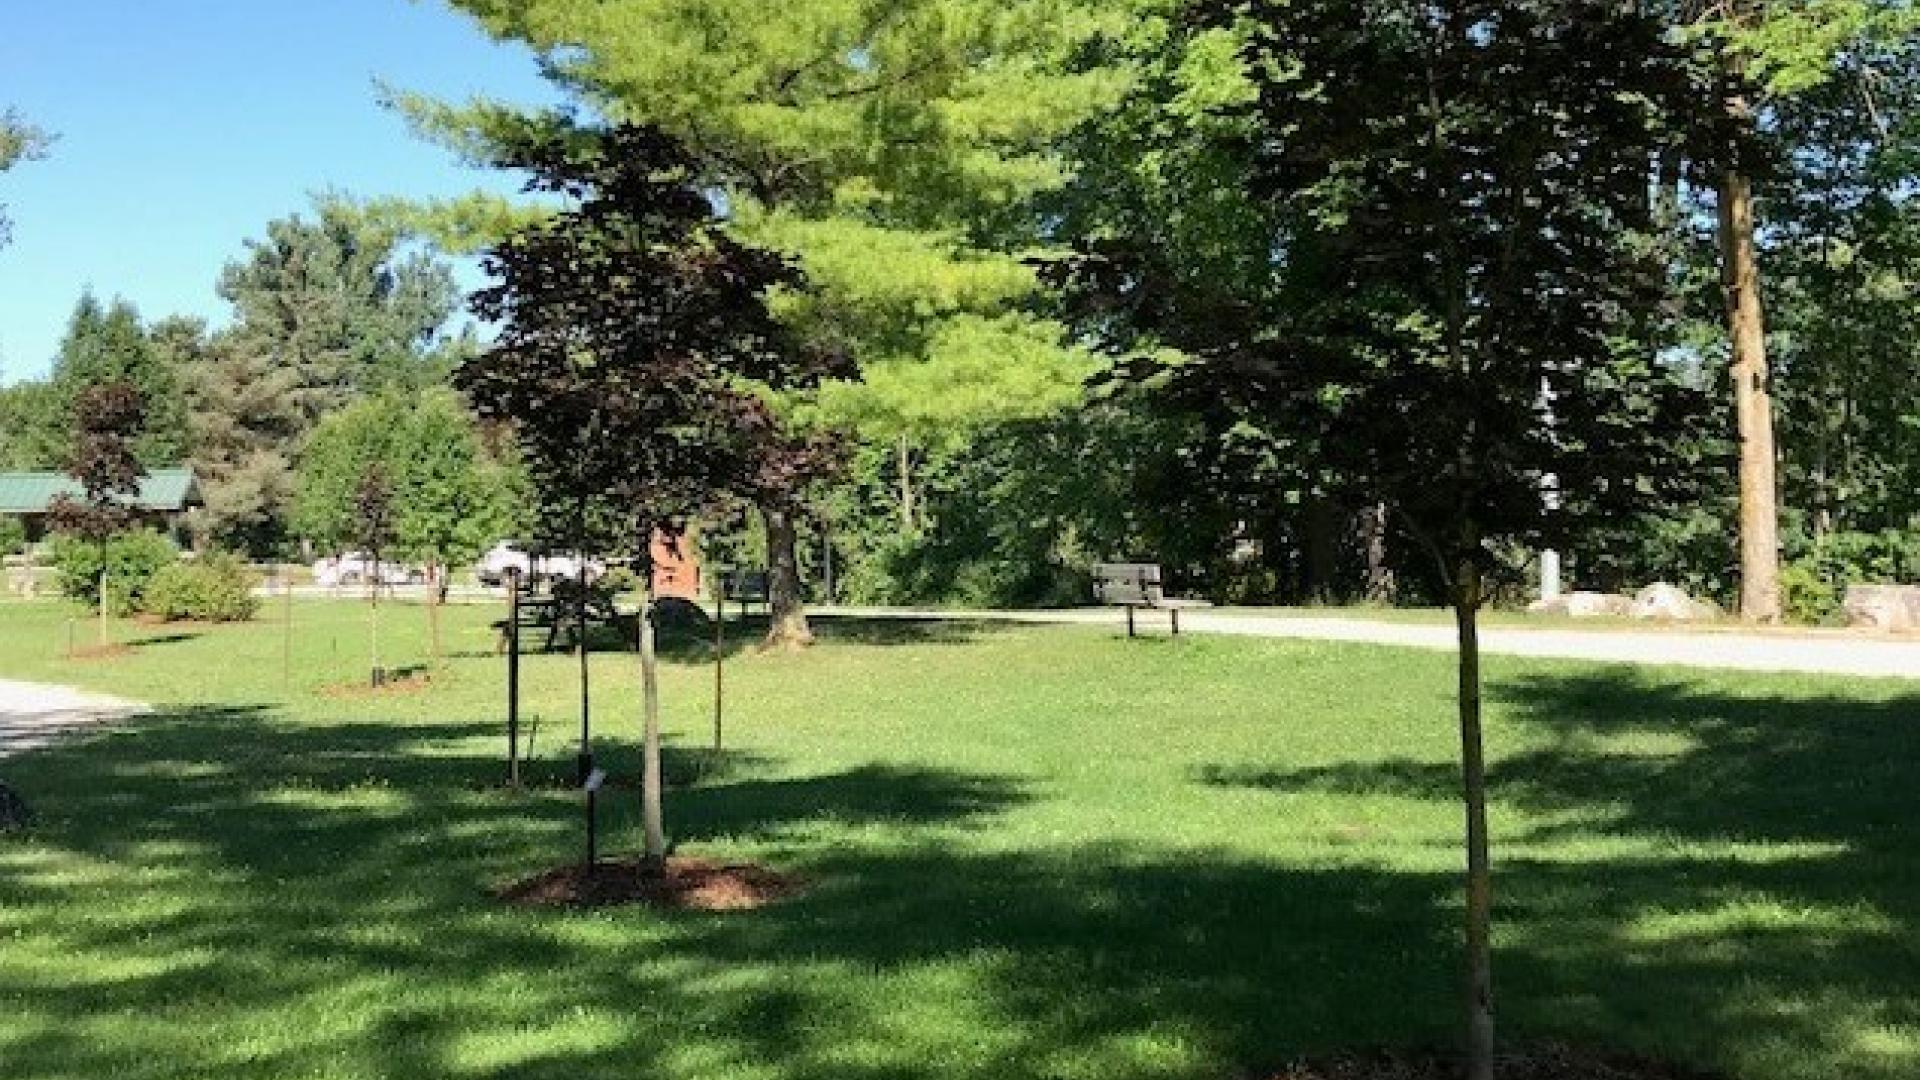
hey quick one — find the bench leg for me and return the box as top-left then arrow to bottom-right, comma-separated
1126,605 -> 1136,638
1171,608 -> 1180,636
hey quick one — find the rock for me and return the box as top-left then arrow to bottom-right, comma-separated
1843,583 -> 1920,632
1630,582 -> 1713,622
0,781 -> 31,832
1563,591 -> 1632,619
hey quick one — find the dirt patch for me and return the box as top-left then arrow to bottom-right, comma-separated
497,857 -> 805,911
68,644 -> 134,661
1257,1045 -> 1730,1080
320,673 -> 433,698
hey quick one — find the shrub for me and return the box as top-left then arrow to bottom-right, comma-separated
1780,528 -> 1920,625
141,553 -> 260,623
0,516 -> 24,557
49,530 -> 177,615
1779,561 -> 1843,626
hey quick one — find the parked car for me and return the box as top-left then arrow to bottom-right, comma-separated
313,553 -> 422,589
477,542 -> 604,586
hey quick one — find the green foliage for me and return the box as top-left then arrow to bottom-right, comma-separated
217,199 -> 462,427
0,106 -> 52,247
1779,561 -> 1843,625
43,294 -> 191,468
1781,528 -> 1920,623
48,530 -> 176,615
418,0 -> 1136,543
293,389 -> 524,566
140,553 -> 260,623
0,515 -> 24,557
339,190 -> 557,257
0,381 -> 65,469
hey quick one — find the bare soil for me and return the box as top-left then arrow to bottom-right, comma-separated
496,856 -> 805,911
68,644 -> 133,661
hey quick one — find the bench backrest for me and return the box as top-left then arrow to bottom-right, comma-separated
722,569 -> 770,602
1093,562 -> 1163,606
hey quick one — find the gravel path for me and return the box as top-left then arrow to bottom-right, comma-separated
820,606 -> 1920,681
0,679 -> 146,760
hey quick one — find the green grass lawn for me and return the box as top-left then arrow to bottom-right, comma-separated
1,598 -> 1915,1080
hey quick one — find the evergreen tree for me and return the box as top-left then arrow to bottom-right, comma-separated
217,199 -> 461,428
47,294 -> 190,468
181,326 -> 302,555
407,0 -> 1133,645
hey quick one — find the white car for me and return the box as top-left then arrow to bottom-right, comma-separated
313,553 -> 421,589
477,542 -> 604,586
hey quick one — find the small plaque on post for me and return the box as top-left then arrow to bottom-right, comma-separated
584,768 -> 607,793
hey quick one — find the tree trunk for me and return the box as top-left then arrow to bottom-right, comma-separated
711,571 -> 725,757
576,550 -> 592,784
1302,497 -> 1339,603
426,563 -> 443,666
1361,504 -> 1394,604
368,580 -> 382,687
897,434 -> 919,531
97,567 -> 109,648
1719,157 -> 1782,622
762,505 -> 813,649
638,577 -> 667,876
1453,560 -> 1495,1080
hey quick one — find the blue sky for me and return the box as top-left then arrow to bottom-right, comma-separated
0,1 -> 563,384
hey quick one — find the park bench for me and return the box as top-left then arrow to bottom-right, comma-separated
719,569 -> 770,614
495,577 -> 631,653
1093,562 -> 1210,637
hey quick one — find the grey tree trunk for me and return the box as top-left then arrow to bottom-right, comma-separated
897,433 -> 916,531
762,505 -> 813,649
367,571 -> 382,686
1453,560 -> 1495,1080
426,562 -> 443,665
638,579 -> 666,875
1361,504 -> 1394,604
1718,122 -> 1782,623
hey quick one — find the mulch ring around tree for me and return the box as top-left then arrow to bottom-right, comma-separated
1256,1045 -> 1731,1080
496,857 -> 805,912
68,644 -> 134,661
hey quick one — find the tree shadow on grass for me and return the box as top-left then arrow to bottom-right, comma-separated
1198,668 -> 1920,1078
7,672 -> 1918,1080
1200,670 -> 1920,855
654,613 -> 1014,663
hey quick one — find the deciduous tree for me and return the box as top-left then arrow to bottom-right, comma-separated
47,381 -> 149,646
0,107 -> 51,249
1071,4 -> 1730,1075
459,122 -> 844,875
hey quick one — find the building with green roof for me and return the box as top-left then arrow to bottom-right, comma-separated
0,467 -> 202,543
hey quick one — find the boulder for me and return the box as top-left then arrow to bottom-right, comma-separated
1842,583 -> 1920,633
1556,591 -> 1632,618
1630,582 -> 1714,622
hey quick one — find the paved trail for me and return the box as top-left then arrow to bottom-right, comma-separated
0,679 -> 146,759
821,606 -> 1920,681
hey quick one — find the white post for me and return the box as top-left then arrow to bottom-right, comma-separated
1539,546 -> 1563,603
1537,375 -> 1564,603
